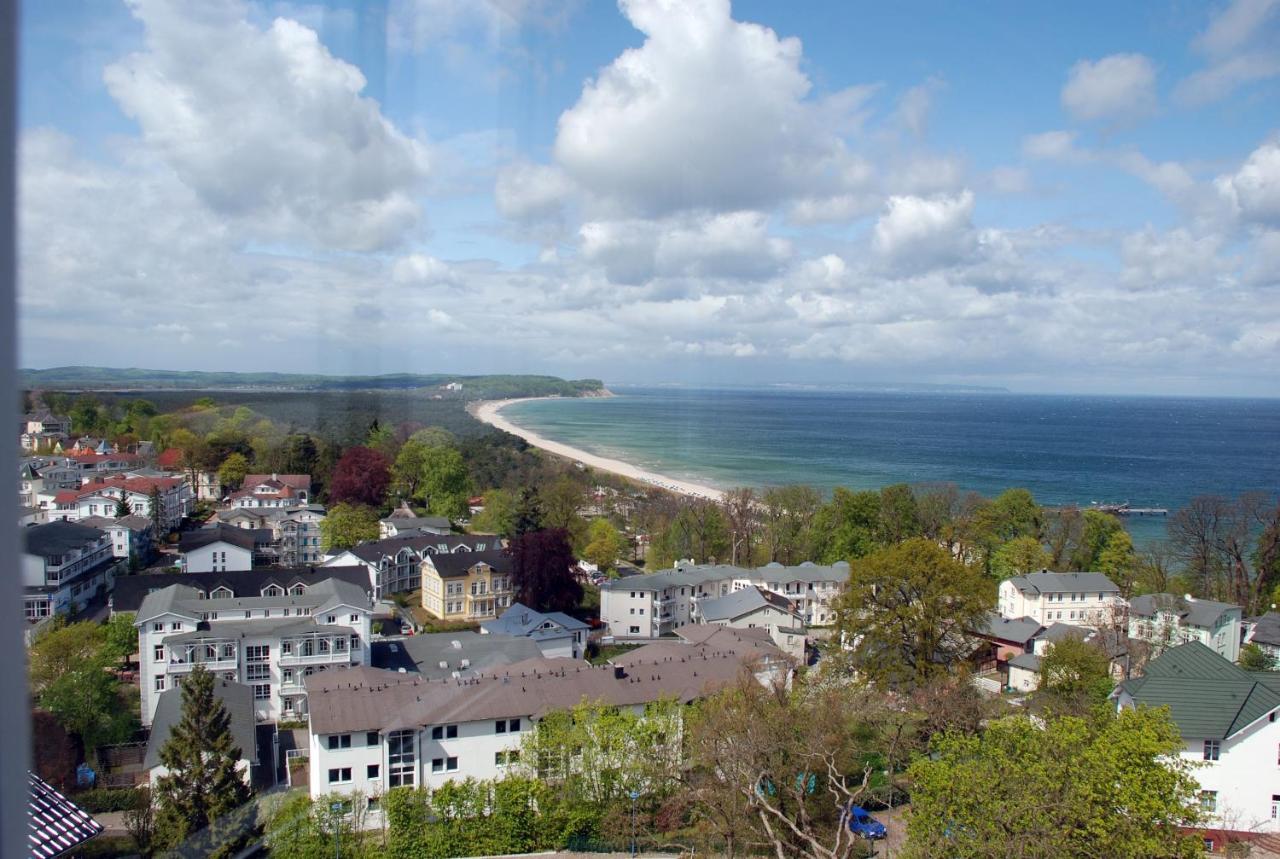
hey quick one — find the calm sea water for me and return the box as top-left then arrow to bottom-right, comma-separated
503,388 -> 1280,545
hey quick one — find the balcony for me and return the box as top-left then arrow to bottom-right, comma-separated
279,632 -> 357,666
168,655 -> 238,674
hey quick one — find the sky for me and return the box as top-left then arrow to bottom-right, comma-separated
15,0 -> 1280,396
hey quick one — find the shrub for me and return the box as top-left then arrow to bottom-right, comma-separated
73,786 -> 147,813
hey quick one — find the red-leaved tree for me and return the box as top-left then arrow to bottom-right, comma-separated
509,527 -> 583,613
327,446 -> 390,508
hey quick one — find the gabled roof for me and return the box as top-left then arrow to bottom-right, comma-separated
242,474 -> 310,492
426,549 -> 512,579
178,524 -> 258,554
1130,593 -> 1241,629
600,560 -> 850,592
115,565 -> 372,614
481,602 -> 589,638
27,771 -> 102,858
1250,612 -> 1280,648
144,678 -> 257,771
342,533 -> 494,563
977,612 -> 1042,645
1118,641 -> 1280,740
697,586 -> 800,623
1004,571 -> 1120,595
1008,652 -> 1042,672
21,521 -> 106,558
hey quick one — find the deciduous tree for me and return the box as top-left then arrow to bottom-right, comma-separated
834,538 -> 993,687
1036,636 -> 1114,715
319,503 -> 381,552
582,518 -> 624,572
471,488 -> 517,537
216,452 -> 249,492
509,528 -> 583,613
328,446 -> 390,508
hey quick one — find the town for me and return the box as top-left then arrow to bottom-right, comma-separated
17,395 -> 1280,857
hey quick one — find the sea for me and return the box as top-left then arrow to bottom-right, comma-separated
502,387 -> 1280,547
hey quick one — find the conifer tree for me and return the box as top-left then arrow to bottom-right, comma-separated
114,496 -> 131,518
153,666 -> 252,854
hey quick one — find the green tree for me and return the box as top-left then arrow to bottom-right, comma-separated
114,496 -> 132,518
471,488 -> 517,537
102,612 -> 138,664
835,538 -> 993,687
28,620 -> 136,757
904,709 -> 1203,858
409,426 -> 457,449
216,452 -> 249,492
990,535 -> 1051,579
761,484 -> 822,564
877,482 -> 921,545
153,666 -> 252,855
582,518 -> 624,572
1097,529 -> 1140,595
513,487 -> 544,536
812,487 -> 881,563
974,488 -> 1043,572
148,485 -> 164,534
1240,642 -> 1274,671
419,445 -> 471,519
1036,636 -> 1115,715
1070,510 -> 1126,571
319,503 -> 381,552
391,439 -> 432,500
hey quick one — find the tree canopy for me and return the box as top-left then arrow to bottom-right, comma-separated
328,446 -> 391,508
319,502 -> 381,552
509,528 -> 583,613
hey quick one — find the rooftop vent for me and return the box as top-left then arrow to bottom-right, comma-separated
613,666 -> 625,679
451,640 -> 462,649
438,661 -> 449,669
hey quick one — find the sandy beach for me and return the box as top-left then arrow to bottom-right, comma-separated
470,398 -> 725,502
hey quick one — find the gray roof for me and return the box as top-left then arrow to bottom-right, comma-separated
1129,593 -> 1240,629
1008,652 -> 1042,672
427,549 -> 511,579
371,631 -> 542,678
1250,612 -> 1280,648
697,586 -> 799,622
21,521 -> 105,558
1118,641 -> 1280,740
1005,571 -> 1120,595
344,533 -> 496,563
144,678 -> 257,770
977,612 -> 1042,645
600,560 -> 850,593
307,632 -> 781,735
480,603 -> 589,640
179,524 -> 258,554
112,565 -> 372,614
27,771 -> 102,859
381,516 -> 451,530
135,576 -> 372,624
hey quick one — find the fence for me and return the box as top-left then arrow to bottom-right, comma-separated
96,742 -> 148,787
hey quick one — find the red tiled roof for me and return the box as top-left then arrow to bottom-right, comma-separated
74,476 -> 182,498
243,474 -> 310,491
156,448 -> 183,469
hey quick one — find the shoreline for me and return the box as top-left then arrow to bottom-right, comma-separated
469,397 -> 725,502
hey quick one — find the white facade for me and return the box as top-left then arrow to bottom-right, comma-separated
181,540 -> 254,574
135,579 -> 373,726
22,523 -> 120,621
997,572 -> 1122,627
1128,594 -> 1242,662
600,561 -> 847,640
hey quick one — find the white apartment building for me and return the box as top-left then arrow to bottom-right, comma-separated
1129,593 -> 1243,662
997,571 -> 1122,626
225,474 -> 312,508
134,577 -> 374,727
214,505 -> 327,566
38,475 -> 193,531
1115,642 -> 1280,837
306,627 -> 778,823
22,521 -> 122,622
78,514 -> 155,561
324,533 -> 498,599
599,560 -> 848,639
179,524 -> 257,573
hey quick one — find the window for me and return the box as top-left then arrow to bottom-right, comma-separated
496,719 -> 506,734
1199,790 -> 1217,813
282,641 -> 293,655
446,756 -> 458,771
152,622 -> 163,632
328,767 -> 352,784
170,621 -> 182,631
328,734 -> 352,750
431,724 -> 458,740
263,584 -> 284,597
629,625 -> 640,635
1203,739 -> 1220,761
246,645 -> 270,662
154,675 -> 165,692
432,758 -> 444,773
253,684 -> 270,700
509,718 -> 520,732
388,729 -> 416,787
495,751 -> 509,766
246,664 -> 270,681
1272,795 -> 1280,819
367,764 -> 380,779
366,797 -> 380,812
367,731 -> 380,746
153,645 -> 164,661
327,614 -> 336,624
350,613 -> 359,623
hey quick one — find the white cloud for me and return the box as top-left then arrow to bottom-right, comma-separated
1216,139 -> 1280,225
1176,0 -> 1280,105
388,0 -> 572,51
872,191 -> 976,270
552,0 -> 872,216
894,77 -> 944,137
1022,130 -> 1079,160
392,254 -> 458,285
495,161 -> 575,222
1121,228 -> 1228,288
1061,53 -> 1157,122
104,0 -> 430,251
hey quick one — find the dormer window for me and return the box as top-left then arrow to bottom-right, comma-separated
210,586 -> 233,599
262,584 -> 284,597
290,584 -> 306,595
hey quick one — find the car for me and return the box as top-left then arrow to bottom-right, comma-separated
846,805 -> 887,840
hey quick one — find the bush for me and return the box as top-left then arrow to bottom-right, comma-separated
72,786 -> 147,813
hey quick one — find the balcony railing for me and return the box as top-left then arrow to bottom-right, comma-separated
279,648 -> 355,666
167,656 -> 238,673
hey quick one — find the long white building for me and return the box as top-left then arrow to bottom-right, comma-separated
134,576 -> 374,727
1128,593 -> 1242,662
598,560 -> 848,639
323,533 -> 499,599
305,626 -> 784,823
997,571 -> 1122,627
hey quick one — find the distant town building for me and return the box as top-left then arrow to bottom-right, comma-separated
420,550 -> 514,622
179,524 -> 259,573
324,533 -> 498,599
1129,593 -> 1242,662
379,501 -> 452,538
22,521 -> 121,622
480,602 -> 590,659
226,474 -> 312,508
997,571 -> 1122,627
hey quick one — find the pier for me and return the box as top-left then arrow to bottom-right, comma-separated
1087,502 -> 1169,517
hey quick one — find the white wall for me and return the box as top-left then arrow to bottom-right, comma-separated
182,542 -> 253,573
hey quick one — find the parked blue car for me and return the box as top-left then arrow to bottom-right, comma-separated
847,805 -> 887,840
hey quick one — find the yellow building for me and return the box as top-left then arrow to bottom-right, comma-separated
420,549 -> 514,621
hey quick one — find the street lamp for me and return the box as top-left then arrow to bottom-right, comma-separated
629,789 -> 640,857
330,801 -> 343,859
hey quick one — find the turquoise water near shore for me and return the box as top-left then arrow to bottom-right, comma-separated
503,387 -> 1280,546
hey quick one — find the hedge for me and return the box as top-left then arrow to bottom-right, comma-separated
71,786 -> 146,813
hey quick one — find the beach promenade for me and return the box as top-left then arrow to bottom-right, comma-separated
470,398 -> 725,502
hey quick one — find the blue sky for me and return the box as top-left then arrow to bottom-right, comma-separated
15,0 -> 1280,394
